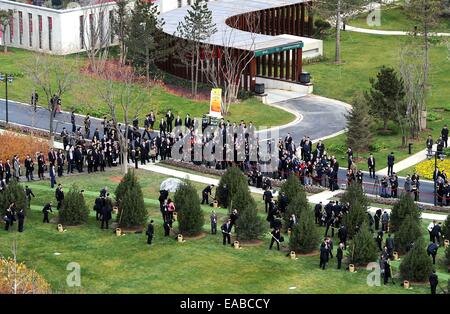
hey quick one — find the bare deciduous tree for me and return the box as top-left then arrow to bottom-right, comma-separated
399,44 -> 427,138
98,64 -> 150,174
26,54 -> 78,147
82,0 -> 112,74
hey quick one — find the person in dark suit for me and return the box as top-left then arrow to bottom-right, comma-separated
55,184 -> 64,210
429,270 -> 439,294
24,155 -> 35,181
263,187 -> 273,213
100,199 -> 112,229
5,159 -> 11,184
42,202 -> 53,223
166,110 -> 174,133
319,241 -> 329,270
210,210 -> 217,234
387,152 -> 395,176
427,242 -> 439,265
185,113 -> 192,129
221,219 -> 232,245
338,224 -> 348,249
146,220 -> 154,245
383,259 -> 392,284
386,233 -> 395,259
71,111 -> 76,133
25,185 -> 35,209
17,208 -> 25,232
159,118 -> 167,134
163,219 -> 172,236
201,184 -> 214,204
368,153 -> 376,179
314,202 -> 323,225
3,203 -> 15,231
49,163 -> 56,189
336,243 -> 344,269
269,227 -> 281,250
174,115 -> 182,128
441,125 -> 448,148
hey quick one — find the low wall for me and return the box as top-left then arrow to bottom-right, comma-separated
255,77 -> 313,94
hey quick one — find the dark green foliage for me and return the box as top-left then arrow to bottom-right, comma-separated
115,170 -> 147,227
58,185 -> 89,225
390,193 -> 421,233
174,180 -> 204,236
400,237 -> 433,282
234,188 -> 264,241
442,215 -> 450,240
347,222 -> 378,265
284,188 -> 309,228
366,66 -> 405,130
446,246 -> 450,265
345,94 -> 373,152
0,179 -> 26,215
340,178 -> 370,209
278,174 -> 301,205
289,208 -> 320,254
341,184 -> 369,238
126,0 -> 173,78
314,19 -> 332,38
215,166 -> 248,209
395,215 -> 422,254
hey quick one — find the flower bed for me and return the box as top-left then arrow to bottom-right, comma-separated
160,160 -> 326,194
414,158 -> 450,180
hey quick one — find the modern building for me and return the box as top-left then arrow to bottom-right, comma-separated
0,0 -> 323,92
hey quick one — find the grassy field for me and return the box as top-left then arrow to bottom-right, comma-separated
0,48 -> 294,128
0,169 -> 447,294
349,5 -> 450,33
303,30 -> 450,170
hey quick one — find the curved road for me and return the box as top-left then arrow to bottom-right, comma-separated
0,98 -> 441,205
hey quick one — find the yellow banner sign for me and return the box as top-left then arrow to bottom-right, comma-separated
209,88 -> 222,118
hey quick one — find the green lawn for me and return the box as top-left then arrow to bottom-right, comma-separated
0,169 -> 445,294
0,48 -> 294,128
349,5 -> 450,33
304,31 -> 450,170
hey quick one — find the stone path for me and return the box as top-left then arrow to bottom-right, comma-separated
140,163 -> 448,221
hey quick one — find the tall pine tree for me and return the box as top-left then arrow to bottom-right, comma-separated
115,170 -> 148,227
365,66 -> 405,131
395,214 -> 422,254
390,193 -> 421,233
345,94 -> 373,152
174,180 -> 204,236
0,179 -> 27,215
400,237 -> 433,282
216,166 -> 248,210
233,188 -> 264,241
348,221 -> 378,265
289,208 -> 320,253
126,0 -> 172,81
284,188 -> 309,228
59,185 -> 89,225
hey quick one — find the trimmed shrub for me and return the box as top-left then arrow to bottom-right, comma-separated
343,198 -> 368,238
347,222 -> 378,265
390,193 -> 421,232
340,183 -> 369,210
0,179 -> 27,215
174,180 -> 204,236
395,214 -> 422,254
289,208 -> 320,254
215,166 -> 248,209
278,174 -> 301,205
115,170 -> 147,227
400,237 -> 433,282
442,215 -> 450,240
58,185 -> 89,225
284,188 -> 309,228
234,188 -> 265,241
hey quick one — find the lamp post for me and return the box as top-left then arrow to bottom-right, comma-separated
0,73 -> 14,124
427,150 -> 447,206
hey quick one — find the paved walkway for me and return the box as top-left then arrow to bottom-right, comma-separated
345,25 -> 450,37
376,145 -> 436,175
139,163 -> 447,221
